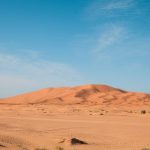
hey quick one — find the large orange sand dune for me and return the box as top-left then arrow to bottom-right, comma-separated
0,84 -> 150,107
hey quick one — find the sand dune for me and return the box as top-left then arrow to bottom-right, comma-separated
0,84 -> 150,107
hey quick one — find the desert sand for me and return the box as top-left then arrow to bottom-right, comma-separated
0,84 -> 150,150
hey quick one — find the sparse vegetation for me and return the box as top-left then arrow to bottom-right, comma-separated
141,148 -> 150,150
100,113 -> 104,115
141,110 -> 146,114
35,148 -> 48,150
0,144 -> 6,147
55,146 -> 64,150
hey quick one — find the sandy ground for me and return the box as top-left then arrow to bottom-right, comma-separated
0,104 -> 150,150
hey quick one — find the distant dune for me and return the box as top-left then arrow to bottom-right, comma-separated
0,84 -> 150,107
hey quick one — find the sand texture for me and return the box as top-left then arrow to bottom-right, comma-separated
0,84 -> 150,150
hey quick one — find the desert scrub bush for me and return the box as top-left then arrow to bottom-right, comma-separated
100,113 -> 104,115
141,110 -> 146,114
141,148 -> 150,150
55,146 -> 64,150
0,144 -> 6,147
35,148 -> 48,150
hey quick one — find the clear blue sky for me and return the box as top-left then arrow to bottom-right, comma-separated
0,0 -> 150,97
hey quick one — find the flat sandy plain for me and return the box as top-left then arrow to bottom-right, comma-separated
0,104 -> 150,150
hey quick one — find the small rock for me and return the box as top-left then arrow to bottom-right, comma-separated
58,137 -> 88,145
